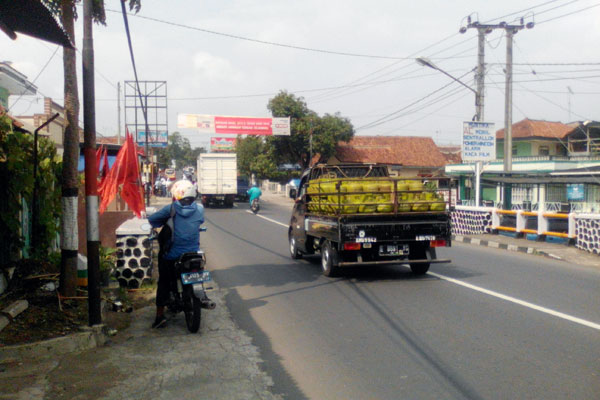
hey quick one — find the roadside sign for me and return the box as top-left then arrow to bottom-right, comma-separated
462,122 -> 495,161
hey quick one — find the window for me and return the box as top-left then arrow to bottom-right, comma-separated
539,145 -> 549,156
512,145 -> 518,156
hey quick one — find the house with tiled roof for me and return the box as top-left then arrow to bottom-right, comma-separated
326,136 -> 450,177
445,118 -> 600,211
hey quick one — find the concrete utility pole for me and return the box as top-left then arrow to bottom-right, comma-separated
461,16 -> 533,209
82,0 -> 101,326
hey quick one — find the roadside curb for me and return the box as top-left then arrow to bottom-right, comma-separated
0,324 -> 107,362
452,234 -> 562,260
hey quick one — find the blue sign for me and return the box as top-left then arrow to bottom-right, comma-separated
567,184 -> 584,201
137,131 -> 168,147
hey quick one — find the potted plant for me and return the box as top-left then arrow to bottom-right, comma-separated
99,246 -> 117,287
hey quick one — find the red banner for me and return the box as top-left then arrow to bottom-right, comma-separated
177,114 -> 290,136
214,117 -> 272,135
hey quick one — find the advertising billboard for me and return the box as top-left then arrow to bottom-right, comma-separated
211,137 -> 236,152
136,131 -> 168,147
177,114 -> 291,136
462,122 -> 496,162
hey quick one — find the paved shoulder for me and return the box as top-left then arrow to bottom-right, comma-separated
1,283 -> 282,400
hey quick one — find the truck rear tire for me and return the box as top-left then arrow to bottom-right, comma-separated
409,243 -> 431,275
321,241 -> 339,277
289,233 -> 302,259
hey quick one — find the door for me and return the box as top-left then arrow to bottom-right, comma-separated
290,176 -> 310,252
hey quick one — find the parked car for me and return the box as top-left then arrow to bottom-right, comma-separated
288,178 -> 301,198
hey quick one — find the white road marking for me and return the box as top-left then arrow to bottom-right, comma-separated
426,271 -> 600,331
253,208 -> 600,331
246,210 -> 288,227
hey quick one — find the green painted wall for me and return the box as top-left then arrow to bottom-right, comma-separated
496,140 -> 532,158
482,187 -> 496,202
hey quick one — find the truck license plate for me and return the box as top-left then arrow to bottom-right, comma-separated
378,244 -> 409,256
181,271 -> 211,285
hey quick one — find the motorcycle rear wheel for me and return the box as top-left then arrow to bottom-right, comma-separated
183,287 -> 202,333
251,199 -> 260,214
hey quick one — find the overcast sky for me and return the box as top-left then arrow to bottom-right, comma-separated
3,0 -> 599,149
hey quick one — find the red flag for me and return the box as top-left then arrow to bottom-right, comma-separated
120,130 -> 145,217
96,145 -> 104,173
99,129 -> 146,217
97,146 -> 109,196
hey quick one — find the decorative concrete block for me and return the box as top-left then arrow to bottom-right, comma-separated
451,210 -> 492,235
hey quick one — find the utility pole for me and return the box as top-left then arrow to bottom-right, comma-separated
460,16 -> 533,209
82,0 -> 101,326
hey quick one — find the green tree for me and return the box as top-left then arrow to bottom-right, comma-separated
236,136 -> 276,179
267,91 -> 354,169
0,114 -> 61,265
155,132 -> 205,169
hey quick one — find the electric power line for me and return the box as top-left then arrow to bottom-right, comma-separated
537,2 -> 600,23
105,8 -> 418,61
8,46 -> 60,112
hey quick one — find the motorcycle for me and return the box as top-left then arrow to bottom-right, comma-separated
251,198 -> 260,214
149,226 -> 215,333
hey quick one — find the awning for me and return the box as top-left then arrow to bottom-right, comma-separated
481,175 -> 600,185
0,0 -> 74,48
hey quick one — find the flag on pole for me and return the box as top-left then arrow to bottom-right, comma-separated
99,129 -> 146,217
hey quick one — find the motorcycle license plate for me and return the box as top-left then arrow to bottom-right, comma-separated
378,244 -> 409,256
181,271 -> 211,285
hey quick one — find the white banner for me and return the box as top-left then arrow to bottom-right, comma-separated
462,121 -> 496,162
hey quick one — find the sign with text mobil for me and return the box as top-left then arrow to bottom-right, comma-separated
462,122 -> 495,162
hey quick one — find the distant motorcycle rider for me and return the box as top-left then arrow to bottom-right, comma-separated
247,183 -> 262,206
148,180 -> 206,328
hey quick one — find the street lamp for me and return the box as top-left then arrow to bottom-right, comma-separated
416,56 -> 484,206
416,57 -> 480,122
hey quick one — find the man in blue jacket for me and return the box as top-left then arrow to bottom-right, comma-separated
148,180 -> 205,328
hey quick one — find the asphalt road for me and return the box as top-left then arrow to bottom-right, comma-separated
201,199 -> 600,400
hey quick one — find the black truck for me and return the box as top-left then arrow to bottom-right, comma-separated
288,164 -> 452,276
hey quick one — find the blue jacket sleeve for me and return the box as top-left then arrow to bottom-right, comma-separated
196,204 -> 205,225
148,204 -> 171,228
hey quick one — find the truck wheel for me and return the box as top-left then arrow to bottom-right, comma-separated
321,241 -> 339,277
289,233 -> 302,259
409,243 -> 431,275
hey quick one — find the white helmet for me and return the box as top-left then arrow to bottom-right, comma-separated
171,179 -> 196,200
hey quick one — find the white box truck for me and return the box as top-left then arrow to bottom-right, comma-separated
197,153 -> 237,208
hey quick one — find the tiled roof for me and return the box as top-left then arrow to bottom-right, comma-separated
496,119 -> 573,140
333,136 -> 449,167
